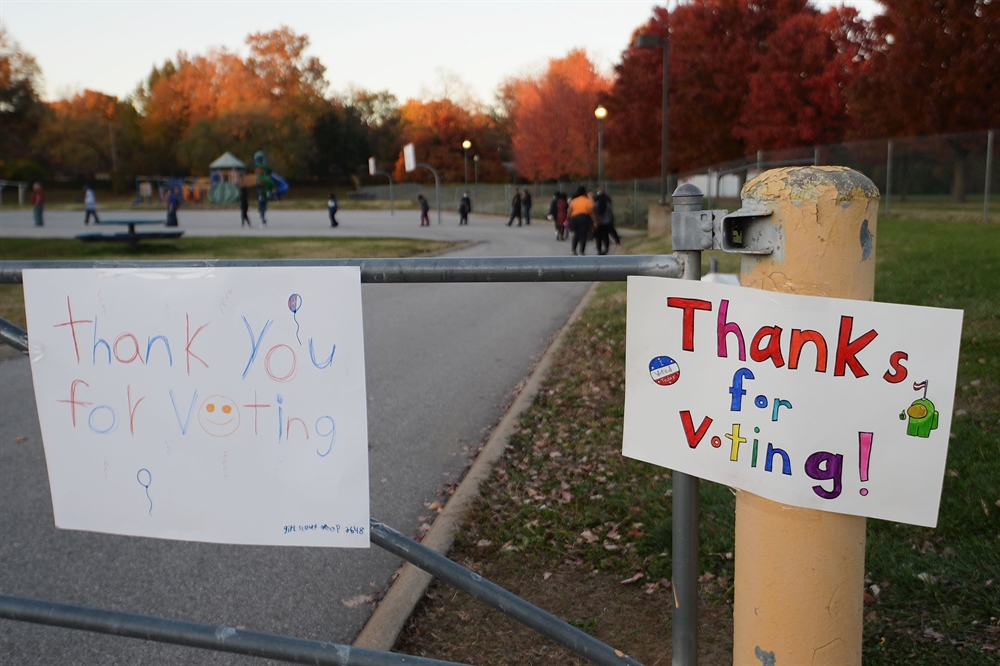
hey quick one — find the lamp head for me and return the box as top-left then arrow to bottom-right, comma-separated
633,34 -> 663,49
462,140 -> 472,150
594,106 -> 608,120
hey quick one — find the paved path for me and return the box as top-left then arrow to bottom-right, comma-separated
0,207 -> 590,663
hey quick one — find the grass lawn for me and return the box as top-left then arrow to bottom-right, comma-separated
394,218 -> 999,665
0,236 -> 453,329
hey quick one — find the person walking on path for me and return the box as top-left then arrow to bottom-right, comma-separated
521,189 -> 532,225
31,182 -> 44,227
239,186 -> 252,227
166,189 -> 180,227
593,187 -> 621,255
83,185 -> 100,225
257,189 -> 268,227
458,191 -> 472,225
567,186 -> 596,256
558,192 -> 570,240
506,190 -> 522,226
328,192 -> 339,227
418,194 -> 430,226
549,190 -> 569,240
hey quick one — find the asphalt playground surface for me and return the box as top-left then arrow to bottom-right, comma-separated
0,206 -> 593,664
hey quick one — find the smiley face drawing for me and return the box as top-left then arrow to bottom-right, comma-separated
198,395 -> 241,437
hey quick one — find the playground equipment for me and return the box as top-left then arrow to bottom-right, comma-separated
133,176 -> 210,206
207,152 -> 246,204
253,151 -> 288,202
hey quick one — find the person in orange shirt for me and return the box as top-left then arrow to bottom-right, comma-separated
567,186 -> 596,255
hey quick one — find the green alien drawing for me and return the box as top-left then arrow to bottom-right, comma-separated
900,397 -> 939,438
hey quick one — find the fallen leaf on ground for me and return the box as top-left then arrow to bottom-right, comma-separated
698,572 -> 716,584
476,539 -> 492,548
620,573 -> 644,585
341,594 -> 374,609
14,436 -> 26,443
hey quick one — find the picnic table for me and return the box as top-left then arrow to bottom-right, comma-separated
76,219 -> 184,249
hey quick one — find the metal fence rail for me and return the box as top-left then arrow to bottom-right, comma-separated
0,255 -> 682,288
360,129 -> 998,224
0,594 -> 468,666
0,255 -> 683,664
370,520 -> 642,666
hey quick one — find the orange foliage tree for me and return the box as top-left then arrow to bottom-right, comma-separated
391,97 -> 508,184
135,26 -> 326,177
33,89 -> 140,185
504,49 -> 610,181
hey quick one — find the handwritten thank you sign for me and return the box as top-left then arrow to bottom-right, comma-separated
623,277 -> 963,527
24,267 -> 370,547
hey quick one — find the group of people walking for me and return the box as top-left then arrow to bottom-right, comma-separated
506,189 -> 532,226
550,186 -> 620,255
409,186 -> 620,256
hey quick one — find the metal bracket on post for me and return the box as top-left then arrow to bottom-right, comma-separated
671,203 -> 776,255
720,204 -> 776,254
671,209 -> 728,251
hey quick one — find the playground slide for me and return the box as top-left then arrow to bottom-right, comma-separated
272,174 -> 289,199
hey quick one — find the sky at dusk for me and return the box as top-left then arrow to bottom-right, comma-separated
2,0 -> 883,104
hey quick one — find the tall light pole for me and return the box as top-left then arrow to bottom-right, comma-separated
594,105 -> 607,189
634,32 -> 669,204
462,140 -> 472,186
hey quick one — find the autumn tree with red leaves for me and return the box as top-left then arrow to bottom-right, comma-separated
391,97 -> 508,184
504,49 -> 610,181
847,0 -> 1000,200
735,6 -> 866,153
606,0 -> 862,177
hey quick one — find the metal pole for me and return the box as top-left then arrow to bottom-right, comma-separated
0,594 -> 466,666
464,149 -> 469,186
598,118 -> 604,188
756,150 -> 763,176
813,146 -> 820,166
633,179 -> 638,226
417,163 -> 441,225
369,521 -> 644,666
375,169 -> 394,216
670,182 -> 703,666
733,167 -> 874,666
886,140 -> 894,215
985,129 -> 994,223
662,38 -> 669,204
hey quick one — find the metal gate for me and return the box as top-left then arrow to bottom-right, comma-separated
0,252 -> 698,666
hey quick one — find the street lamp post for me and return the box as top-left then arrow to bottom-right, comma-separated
594,105 -> 607,189
633,33 -> 669,204
462,140 -> 472,186
473,154 -> 480,206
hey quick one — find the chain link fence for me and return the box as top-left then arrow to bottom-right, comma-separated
359,129 -> 997,225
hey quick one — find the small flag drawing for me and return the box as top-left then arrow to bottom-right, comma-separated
913,380 -> 928,398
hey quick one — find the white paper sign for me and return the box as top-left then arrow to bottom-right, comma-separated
24,267 -> 370,547
623,277 -> 963,527
403,143 -> 416,173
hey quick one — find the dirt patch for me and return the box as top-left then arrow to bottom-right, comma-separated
397,550 -> 734,665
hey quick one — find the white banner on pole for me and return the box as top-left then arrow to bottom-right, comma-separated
24,267 -> 370,547
403,143 -> 416,173
623,277 -> 963,527
368,157 -> 377,177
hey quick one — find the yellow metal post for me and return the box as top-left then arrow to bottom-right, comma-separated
732,167 -> 879,666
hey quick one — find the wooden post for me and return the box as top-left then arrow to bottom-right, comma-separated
732,166 -> 880,666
